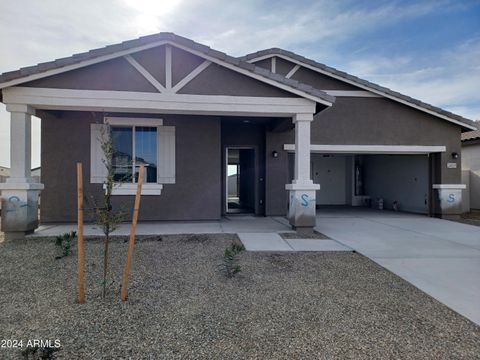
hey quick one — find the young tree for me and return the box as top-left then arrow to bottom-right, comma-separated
94,125 -> 125,299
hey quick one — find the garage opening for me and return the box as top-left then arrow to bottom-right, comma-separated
309,153 -> 431,215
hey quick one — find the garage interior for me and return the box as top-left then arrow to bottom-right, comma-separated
308,153 -> 431,215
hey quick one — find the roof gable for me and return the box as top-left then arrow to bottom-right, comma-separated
242,48 -> 477,131
0,33 -> 334,106
23,57 -> 158,92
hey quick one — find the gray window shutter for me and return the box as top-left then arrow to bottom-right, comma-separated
157,126 -> 175,184
90,123 -> 108,183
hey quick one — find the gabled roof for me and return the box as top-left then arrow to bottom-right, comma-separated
462,129 -> 480,142
0,33 -> 334,106
242,48 -> 477,131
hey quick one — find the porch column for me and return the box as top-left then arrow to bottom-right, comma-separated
285,113 -> 319,232
0,105 -> 44,240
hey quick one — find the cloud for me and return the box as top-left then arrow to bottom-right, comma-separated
342,37 -> 480,120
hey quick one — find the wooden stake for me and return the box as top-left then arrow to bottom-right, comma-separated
76,162 -> 85,304
121,164 -> 145,302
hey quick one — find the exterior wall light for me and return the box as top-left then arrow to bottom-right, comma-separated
272,150 -> 279,158
451,152 -> 459,159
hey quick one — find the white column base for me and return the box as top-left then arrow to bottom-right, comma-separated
432,184 -> 466,216
0,183 -> 43,237
286,183 -> 320,230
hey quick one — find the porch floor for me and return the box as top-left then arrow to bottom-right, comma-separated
29,215 -> 293,237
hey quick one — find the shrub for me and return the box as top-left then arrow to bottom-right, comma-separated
218,242 -> 245,278
54,231 -> 77,259
21,345 -> 59,359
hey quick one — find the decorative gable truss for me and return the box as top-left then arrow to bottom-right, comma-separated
123,45 -> 212,94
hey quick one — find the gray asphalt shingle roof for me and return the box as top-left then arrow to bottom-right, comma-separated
241,48 -> 476,130
0,33 -> 335,105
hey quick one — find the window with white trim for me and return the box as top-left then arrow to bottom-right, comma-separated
111,126 -> 158,183
90,117 -> 175,195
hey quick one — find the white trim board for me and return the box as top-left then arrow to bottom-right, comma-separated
285,64 -> 300,79
432,184 -> 466,189
171,60 -> 211,93
104,116 -> 163,126
4,86 -> 316,117
124,55 -> 166,93
248,53 -> 476,130
104,183 -> 163,195
283,144 -> 446,154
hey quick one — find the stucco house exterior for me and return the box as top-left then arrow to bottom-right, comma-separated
0,33 -> 476,240
462,129 -> 480,211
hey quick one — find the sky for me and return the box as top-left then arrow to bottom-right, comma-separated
0,0 -> 479,168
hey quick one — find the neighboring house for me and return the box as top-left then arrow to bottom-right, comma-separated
462,129 -> 480,211
0,166 -> 10,183
0,32 -> 476,239
0,167 -> 40,183
31,166 -> 41,183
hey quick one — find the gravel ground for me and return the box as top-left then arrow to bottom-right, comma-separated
453,211 -> 480,227
1,234 -> 479,359
279,231 -> 330,239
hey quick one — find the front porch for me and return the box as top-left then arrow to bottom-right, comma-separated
29,216 -> 292,237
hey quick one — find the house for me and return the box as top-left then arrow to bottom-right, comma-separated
462,129 -> 480,211
0,166 -> 10,183
0,166 -> 40,183
0,32 -> 476,240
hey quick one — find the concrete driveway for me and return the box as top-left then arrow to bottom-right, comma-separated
315,207 -> 480,326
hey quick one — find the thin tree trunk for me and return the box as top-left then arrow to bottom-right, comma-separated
103,233 -> 110,299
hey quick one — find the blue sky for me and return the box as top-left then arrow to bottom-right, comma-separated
0,0 -> 479,167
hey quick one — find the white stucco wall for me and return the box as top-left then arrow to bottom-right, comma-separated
462,143 -> 480,210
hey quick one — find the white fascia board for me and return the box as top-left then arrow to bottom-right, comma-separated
249,53 -> 476,130
3,86 -> 316,117
0,40 -> 169,89
283,144 -> 447,154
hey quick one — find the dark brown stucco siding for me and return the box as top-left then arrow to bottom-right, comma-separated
291,67 -> 360,90
131,46 -> 166,87
171,47 -> 205,86
265,129 -> 291,215
311,97 -> 462,184
275,57 -> 296,76
40,111 -> 222,223
264,97 -> 463,215
251,58 -> 271,70
24,58 -> 158,92
178,63 -> 296,97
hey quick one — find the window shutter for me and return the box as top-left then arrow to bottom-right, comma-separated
157,126 -> 175,184
90,123 -> 108,183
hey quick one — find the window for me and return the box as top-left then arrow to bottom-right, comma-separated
112,126 -> 158,183
90,117 -> 176,195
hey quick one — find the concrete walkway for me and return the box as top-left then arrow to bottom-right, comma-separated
237,232 -> 350,252
315,208 -> 480,326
